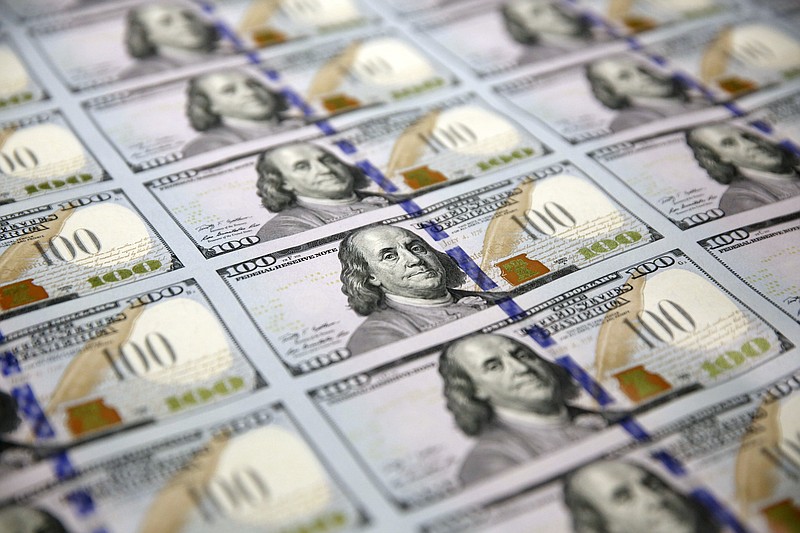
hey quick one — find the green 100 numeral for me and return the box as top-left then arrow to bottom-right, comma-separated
701,338 -> 771,378
577,231 -> 642,260
87,260 -> 162,288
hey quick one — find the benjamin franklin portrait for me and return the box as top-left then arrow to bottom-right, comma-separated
339,226 -> 504,354
501,0 -> 598,62
585,56 -> 705,132
686,123 -> 800,215
563,461 -> 720,533
121,2 -> 220,79
255,143 -> 384,241
183,69 -> 294,157
439,333 -> 608,485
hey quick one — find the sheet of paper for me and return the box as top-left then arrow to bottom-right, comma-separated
1,1 -> 799,532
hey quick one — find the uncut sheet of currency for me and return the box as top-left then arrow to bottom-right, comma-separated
1,0 -> 799,532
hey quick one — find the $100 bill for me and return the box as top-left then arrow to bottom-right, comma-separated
0,404 -> 366,533
415,0 -> 615,77
31,1 -> 237,91
0,189 -> 181,319
219,160 -> 658,374
591,112 -> 800,229
0,278 -> 264,458
495,50 -> 712,144
699,211 -> 800,323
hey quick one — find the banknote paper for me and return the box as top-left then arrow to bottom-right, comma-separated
0,110 -> 109,205
641,13 -> 800,101
699,212 -> 800,323
0,278 -> 264,461
590,114 -> 800,229
85,29 -> 457,172
319,93 -> 549,196
308,248 -> 791,507
83,61 -> 312,172
309,340 -> 610,508
576,0 -> 736,35
0,404 -> 367,533
254,28 -> 458,117
498,248 -> 792,406
0,189 -> 181,319
145,92 -> 548,255
30,1 -> 238,91
744,89 -> 800,143
415,0 -> 616,78
494,50 -> 713,144
210,0 -> 375,50
423,369 -> 800,533
219,160 -> 659,374
2,0 -> 800,531
0,35 -> 47,111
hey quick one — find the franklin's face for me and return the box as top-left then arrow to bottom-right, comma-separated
506,0 -> 584,37
591,58 -> 676,98
571,462 -> 697,533
354,226 -> 447,300
269,144 -> 354,200
692,125 -> 785,173
450,334 -> 561,413
197,72 -> 278,121
137,4 -> 214,50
